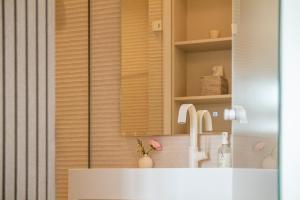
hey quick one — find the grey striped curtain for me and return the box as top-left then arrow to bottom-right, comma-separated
0,0 -> 55,200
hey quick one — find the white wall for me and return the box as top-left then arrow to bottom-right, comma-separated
280,1 -> 300,199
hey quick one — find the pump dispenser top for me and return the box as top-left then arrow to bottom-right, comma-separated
218,132 -> 232,168
222,132 -> 229,145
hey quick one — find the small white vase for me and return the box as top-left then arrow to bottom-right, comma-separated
138,154 -> 154,168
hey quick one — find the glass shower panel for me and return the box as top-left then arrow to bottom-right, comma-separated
232,0 -> 279,199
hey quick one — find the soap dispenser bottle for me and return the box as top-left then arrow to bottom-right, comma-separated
218,132 -> 232,168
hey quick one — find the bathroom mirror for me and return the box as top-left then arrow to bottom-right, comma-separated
120,0 -> 171,136
54,0 -> 280,198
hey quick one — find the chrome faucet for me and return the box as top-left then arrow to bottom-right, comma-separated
178,104 -> 213,168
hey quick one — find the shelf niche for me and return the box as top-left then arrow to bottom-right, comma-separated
172,0 -> 232,135
173,0 -> 232,42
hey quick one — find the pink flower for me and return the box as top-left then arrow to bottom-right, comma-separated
149,139 -> 162,151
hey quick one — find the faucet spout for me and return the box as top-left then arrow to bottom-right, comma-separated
178,104 -> 197,125
178,104 -> 199,168
197,110 -> 213,134
178,104 -> 198,146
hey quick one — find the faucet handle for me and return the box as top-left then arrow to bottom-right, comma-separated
224,105 -> 248,124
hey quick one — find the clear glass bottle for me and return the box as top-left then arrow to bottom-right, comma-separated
218,132 -> 232,168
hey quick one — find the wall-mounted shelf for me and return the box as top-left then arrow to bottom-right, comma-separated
174,94 -> 231,104
174,37 -> 232,52
175,131 -> 231,136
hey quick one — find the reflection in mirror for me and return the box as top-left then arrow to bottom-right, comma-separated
121,0 -> 164,136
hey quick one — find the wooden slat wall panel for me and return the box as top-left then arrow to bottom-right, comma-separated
0,0 -> 55,199
120,0 -> 163,136
147,0 -> 163,135
16,0 -> 27,199
4,0 -> 16,199
121,0 -> 149,135
27,0 -> 38,198
0,0 -> 3,198
55,0 -> 89,199
47,0 -> 56,199
90,0 -> 172,168
91,0 -> 137,168
90,0 -> 167,167
38,0 -> 47,199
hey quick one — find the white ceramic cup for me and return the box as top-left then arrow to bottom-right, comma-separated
209,30 -> 220,39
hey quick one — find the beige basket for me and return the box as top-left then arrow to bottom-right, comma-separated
199,76 -> 228,95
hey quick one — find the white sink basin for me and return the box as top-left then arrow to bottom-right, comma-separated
68,168 -> 276,200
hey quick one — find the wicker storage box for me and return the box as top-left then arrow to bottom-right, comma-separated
199,76 -> 228,95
